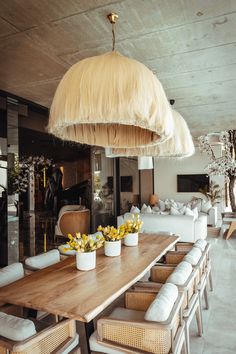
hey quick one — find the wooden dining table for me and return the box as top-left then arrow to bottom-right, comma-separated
0,233 -> 179,353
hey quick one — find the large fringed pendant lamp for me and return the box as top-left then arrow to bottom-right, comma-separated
111,110 -> 195,158
48,13 -> 173,148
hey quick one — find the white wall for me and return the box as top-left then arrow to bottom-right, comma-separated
154,146 -> 225,218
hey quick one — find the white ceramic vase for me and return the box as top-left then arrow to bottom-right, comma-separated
104,240 -> 121,257
76,251 -> 96,271
124,232 -> 139,246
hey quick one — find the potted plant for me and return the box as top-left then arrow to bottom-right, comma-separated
97,225 -> 125,257
199,181 -> 222,206
123,214 -> 143,246
66,232 -> 104,271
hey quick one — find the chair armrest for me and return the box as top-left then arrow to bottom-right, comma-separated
11,319 -> 76,352
133,281 -> 163,292
151,265 -> 175,283
97,317 -> 174,354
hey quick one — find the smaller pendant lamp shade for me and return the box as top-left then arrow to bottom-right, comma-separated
48,51 -> 173,148
138,156 -> 153,170
112,110 -> 195,158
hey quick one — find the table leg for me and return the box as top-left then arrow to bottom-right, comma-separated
76,320 -> 94,354
226,221 -> 236,240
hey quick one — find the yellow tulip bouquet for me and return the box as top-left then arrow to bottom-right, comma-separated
97,225 -> 126,242
124,214 -> 143,233
66,233 -> 104,253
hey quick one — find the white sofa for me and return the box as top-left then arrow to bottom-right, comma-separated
199,206 -> 217,227
117,212 -> 207,242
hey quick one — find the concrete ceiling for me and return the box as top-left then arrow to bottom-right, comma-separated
0,0 -> 236,137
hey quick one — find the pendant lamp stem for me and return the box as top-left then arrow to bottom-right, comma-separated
112,23 -> 115,51
107,13 -> 118,51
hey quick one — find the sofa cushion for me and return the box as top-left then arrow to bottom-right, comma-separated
170,206 -> 181,215
141,203 -> 147,213
144,283 -> 178,322
0,312 -> 36,341
185,207 -> 198,220
194,239 -> 207,252
25,249 -> 60,270
130,206 -> 140,214
166,261 -> 192,286
184,247 -> 202,266
0,263 -> 24,287
159,200 -> 166,211
201,200 -> 212,213
191,199 -> 202,212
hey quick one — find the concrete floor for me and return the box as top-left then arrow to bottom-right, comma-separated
190,232 -> 236,354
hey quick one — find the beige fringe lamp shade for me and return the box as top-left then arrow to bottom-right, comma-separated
48,51 -> 174,148
112,110 -> 195,158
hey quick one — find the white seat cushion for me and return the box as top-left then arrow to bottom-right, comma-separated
0,312 -> 36,341
58,244 -> 76,256
194,239 -> 207,252
0,263 -> 24,287
144,283 -> 178,322
109,307 -> 145,322
184,247 -> 202,266
25,249 -> 60,270
166,261 -> 192,286
89,308 -> 145,354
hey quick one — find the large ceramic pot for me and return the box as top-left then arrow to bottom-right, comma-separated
76,251 -> 96,271
124,232 -> 139,246
104,240 -> 121,257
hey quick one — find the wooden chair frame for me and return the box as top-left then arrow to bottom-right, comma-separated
94,292 -> 186,354
0,318 -> 80,354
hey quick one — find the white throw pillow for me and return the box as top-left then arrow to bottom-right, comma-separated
179,206 -> 186,215
0,263 -> 24,287
176,202 -> 184,209
192,207 -> 199,221
170,206 -> 181,216
144,205 -> 153,214
0,312 -> 36,341
194,239 -> 207,252
165,199 -> 171,209
191,199 -> 202,212
184,247 -> 202,266
185,207 -> 195,217
167,261 -> 192,286
130,206 -> 140,214
25,249 -> 60,270
159,200 -> 166,212
144,283 -> 178,322
201,200 -> 212,213
141,203 -> 147,213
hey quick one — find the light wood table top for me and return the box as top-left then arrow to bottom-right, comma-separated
0,233 -> 179,322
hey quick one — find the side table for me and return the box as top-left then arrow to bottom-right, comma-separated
221,212 -> 236,240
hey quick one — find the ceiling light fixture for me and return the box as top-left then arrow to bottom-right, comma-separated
48,13 -> 173,148
111,110 -> 195,158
